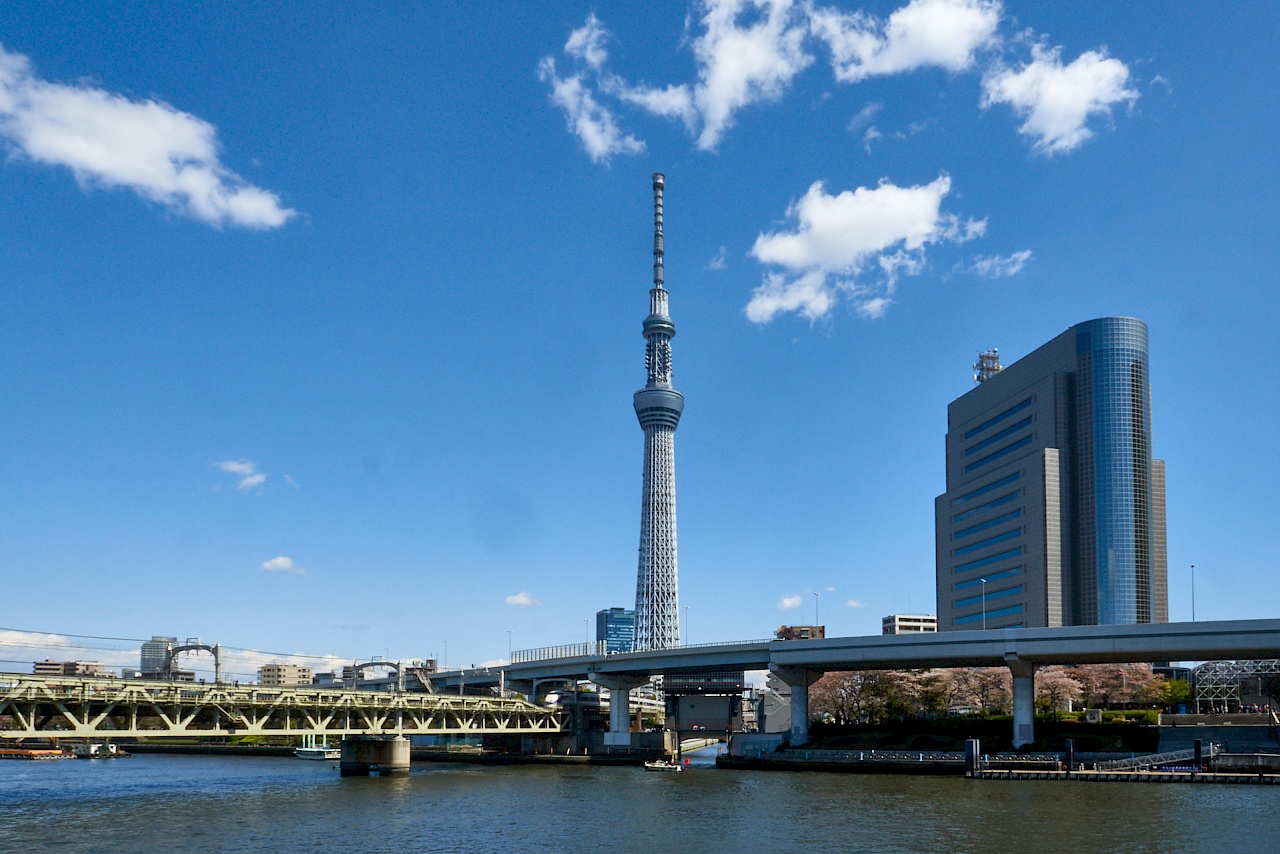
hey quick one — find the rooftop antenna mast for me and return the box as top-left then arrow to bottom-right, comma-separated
974,348 -> 1002,383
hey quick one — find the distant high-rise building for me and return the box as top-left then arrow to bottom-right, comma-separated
596,607 -> 636,653
882,614 -> 938,635
258,663 -> 313,686
633,173 -> 683,651
935,317 -> 1168,630
141,636 -> 176,673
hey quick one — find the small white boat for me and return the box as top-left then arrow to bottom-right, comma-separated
644,760 -> 683,772
295,734 -> 341,760
72,742 -> 128,759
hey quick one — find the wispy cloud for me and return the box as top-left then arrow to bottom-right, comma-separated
845,598 -> 867,607
505,591 -> 541,607
778,594 -> 803,610
0,44 -> 294,228
982,44 -> 1137,155
746,175 -> 985,323
957,249 -> 1032,278
260,555 -> 304,575
217,459 -> 267,490
707,245 -> 728,270
541,1 -> 1137,161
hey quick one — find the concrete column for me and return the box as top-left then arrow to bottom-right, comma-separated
340,735 -> 410,776
589,673 -> 648,748
771,666 -> 823,746
1007,657 -> 1036,749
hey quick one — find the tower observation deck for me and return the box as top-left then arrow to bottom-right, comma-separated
633,172 -> 683,651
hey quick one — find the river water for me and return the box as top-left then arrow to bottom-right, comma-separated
2,752 -> 1277,852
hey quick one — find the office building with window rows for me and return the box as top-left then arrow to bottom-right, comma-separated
934,317 -> 1168,630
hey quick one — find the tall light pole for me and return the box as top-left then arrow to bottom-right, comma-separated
584,619 -> 589,646
683,605 -> 689,646
814,591 -> 821,627
1191,564 -> 1196,621
507,630 -> 513,663
980,578 -> 988,630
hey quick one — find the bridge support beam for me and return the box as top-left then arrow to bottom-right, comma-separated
1007,657 -> 1036,749
590,673 -> 648,748
771,666 -> 823,747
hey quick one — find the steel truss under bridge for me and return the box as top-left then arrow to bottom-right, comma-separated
1193,659 -> 1280,710
0,673 -> 560,740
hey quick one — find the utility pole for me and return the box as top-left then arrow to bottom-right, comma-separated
1191,564 -> 1196,621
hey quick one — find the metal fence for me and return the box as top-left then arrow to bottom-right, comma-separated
511,641 -> 607,664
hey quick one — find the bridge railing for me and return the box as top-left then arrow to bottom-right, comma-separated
512,641 -> 607,663
510,638 -> 775,665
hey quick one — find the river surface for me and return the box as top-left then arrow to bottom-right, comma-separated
2,751 -> 1278,852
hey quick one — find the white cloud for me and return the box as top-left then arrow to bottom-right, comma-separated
217,459 -> 267,490
845,598 -> 867,607
810,0 -> 1002,83
959,249 -> 1032,277
687,0 -> 813,150
707,245 -> 728,270
505,591 -> 541,607
981,44 -> 1137,154
538,58 -> 644,164
564,14 -> 610,71
778,594 -> 803,610
283,474 -> 301,489
0,44 -> 294,228
547,2 -> 812,156
260,555 -> 304,575
862,125 -> 883,154
746,269 -> 834,323
747,174 -> 984,323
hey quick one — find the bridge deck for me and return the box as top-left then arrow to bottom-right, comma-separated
0,674 -> 560,740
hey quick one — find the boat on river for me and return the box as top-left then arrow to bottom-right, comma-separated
295,734 -> 340,760
644,760 -> 683,772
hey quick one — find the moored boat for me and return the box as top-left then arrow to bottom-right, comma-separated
295,734 -> 341,760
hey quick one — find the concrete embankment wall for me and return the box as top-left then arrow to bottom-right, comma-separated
1159,725 -> 1279,754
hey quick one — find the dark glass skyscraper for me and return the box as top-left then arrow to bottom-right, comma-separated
934,317 -> 1168,630
596,607 -> 635,653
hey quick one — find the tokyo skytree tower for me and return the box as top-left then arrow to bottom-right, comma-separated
632,172 -> 683,651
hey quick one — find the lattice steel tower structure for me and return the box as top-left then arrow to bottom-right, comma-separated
632,172 -> 683,651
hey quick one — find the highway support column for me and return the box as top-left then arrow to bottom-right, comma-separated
771,666 -> 823,747
589,673 -> 648,748
1007,657 -> 1036,749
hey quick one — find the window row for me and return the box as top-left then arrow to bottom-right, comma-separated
951,471 -> 1021,507
952,528 -> 1022,558
963,434 -> 1034,473
953,509 -> 1022,540
954,604 -> 1025,625
961,397 -> 1033,440
963,416 -> 1034,457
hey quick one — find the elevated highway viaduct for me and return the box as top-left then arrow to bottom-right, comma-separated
432,618 -> 1280,748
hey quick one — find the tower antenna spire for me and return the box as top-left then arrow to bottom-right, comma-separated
653,172 -> 664,291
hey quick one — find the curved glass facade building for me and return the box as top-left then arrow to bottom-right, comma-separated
934,317 -> 1167,630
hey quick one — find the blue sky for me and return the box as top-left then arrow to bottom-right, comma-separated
1,1 -> 1276,678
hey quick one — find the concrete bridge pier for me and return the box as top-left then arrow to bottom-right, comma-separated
590,673 -> 648,748
772,666 -> 824,746
1007,657 -> 1037,749
339,736 -> 410,777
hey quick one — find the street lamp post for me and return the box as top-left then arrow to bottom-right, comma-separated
584,619 -> 589,647
1182,568 -> 1192,622
683,605 -> 689,646
814,591 -> 820,627
980,578 -> 988,630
